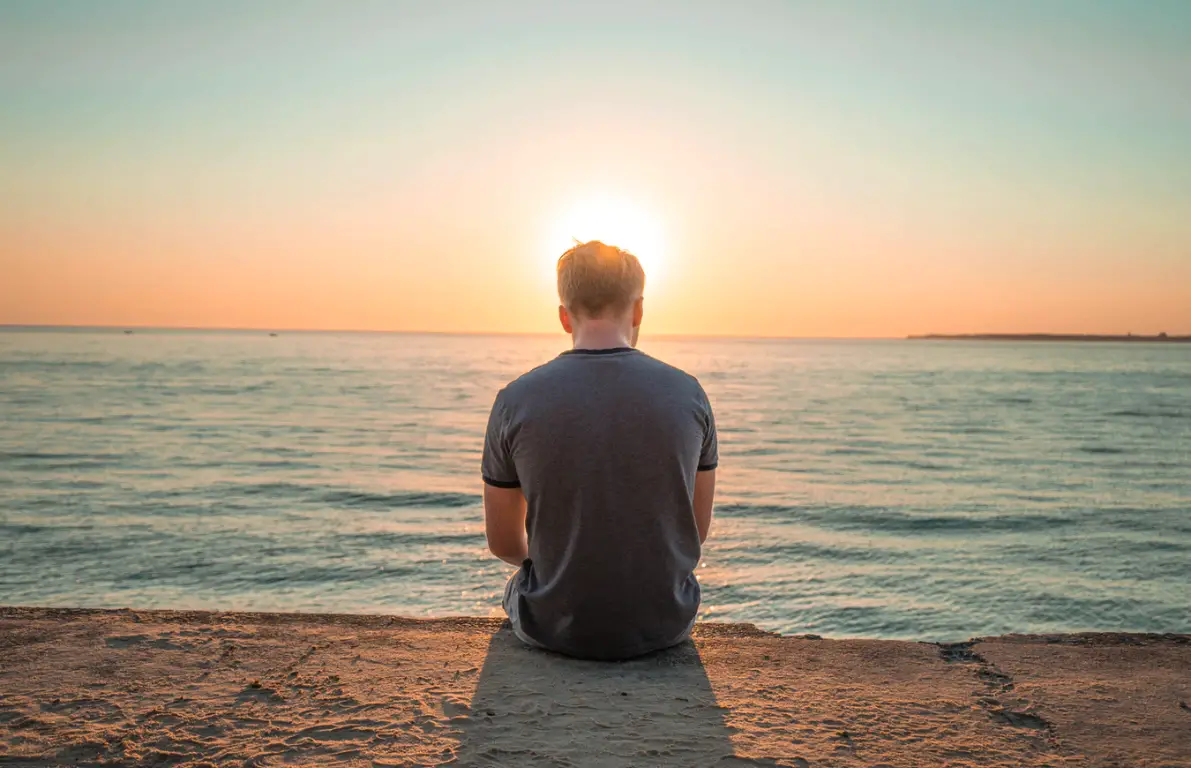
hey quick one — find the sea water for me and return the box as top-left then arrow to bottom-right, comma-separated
2,329 -> 1188,641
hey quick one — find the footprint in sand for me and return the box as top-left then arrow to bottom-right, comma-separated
237,682 -> 285,704
441,696 -> 470,719
284,724 -> 377,744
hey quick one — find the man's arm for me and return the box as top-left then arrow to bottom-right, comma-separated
693,468 -> 716,544
484,484 -> 528,567
481,391 -> 527,567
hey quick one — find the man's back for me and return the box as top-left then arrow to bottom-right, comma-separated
482,347 -> 718,659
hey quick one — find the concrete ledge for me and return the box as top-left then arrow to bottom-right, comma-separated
2,607 -> 1188,767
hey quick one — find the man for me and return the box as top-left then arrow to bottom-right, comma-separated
481,240 -> 718,660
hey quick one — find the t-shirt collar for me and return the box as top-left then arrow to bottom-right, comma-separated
561,347 -> 637,356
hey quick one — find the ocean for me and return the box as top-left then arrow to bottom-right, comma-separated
2,328 -> 1188,641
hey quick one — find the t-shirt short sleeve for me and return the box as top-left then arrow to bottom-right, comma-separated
698,386 -> 718,472
482,392 -> 520,488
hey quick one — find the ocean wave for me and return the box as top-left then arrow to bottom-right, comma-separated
222,482 -> 479,509
726,538 -> 912,564
1098,508 -> 1191,536
123,560 -> 420,586
0,451 -> 122,461
0,522 -> 97,536
320,489 -> 479,509
948,425 -> 1006,435
715,502 -> 1078,534
334,530 -> 485,547
1107,409 -> 1186,419
863,458 -> 953,471
0,451 -> 125,469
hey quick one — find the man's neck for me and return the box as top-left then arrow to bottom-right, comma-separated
571,322 -> 633,351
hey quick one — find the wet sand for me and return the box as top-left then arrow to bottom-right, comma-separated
1,607 -> 1188,767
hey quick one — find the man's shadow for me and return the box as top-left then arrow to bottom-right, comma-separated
454,626 -> 759,767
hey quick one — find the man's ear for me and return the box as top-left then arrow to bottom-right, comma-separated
559,305 -> 574,334
631,297 -> 644,328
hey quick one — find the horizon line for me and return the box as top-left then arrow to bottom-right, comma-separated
0,323 -> 902,342
3,323 -> 1187,341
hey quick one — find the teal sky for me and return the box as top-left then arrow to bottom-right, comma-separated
3,1 -> 1189,335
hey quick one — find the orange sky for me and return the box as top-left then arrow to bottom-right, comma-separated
3,4 -> 1189,337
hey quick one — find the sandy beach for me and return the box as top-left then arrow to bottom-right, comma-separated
1,608 -> 1187,766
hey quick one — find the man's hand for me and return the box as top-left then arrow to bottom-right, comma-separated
483,484 -> 529,567
694,468 -> 716,544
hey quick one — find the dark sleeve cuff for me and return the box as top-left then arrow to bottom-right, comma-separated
697,462 -> 718,472
483,476 -> 522,489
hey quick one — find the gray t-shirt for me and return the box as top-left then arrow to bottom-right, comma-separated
482,347 -> 718,659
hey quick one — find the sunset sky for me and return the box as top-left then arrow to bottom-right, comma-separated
2,1 -> 1189,337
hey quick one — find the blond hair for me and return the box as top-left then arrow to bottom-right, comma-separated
556,240 -> 646,318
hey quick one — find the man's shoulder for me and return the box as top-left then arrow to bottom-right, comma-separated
620,352 -> 707,396
492,357 -> 562,410
498,356 -> 565,397
636,351 -> 701,383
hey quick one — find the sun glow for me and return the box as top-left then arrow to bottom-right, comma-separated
546,198 -> 667,289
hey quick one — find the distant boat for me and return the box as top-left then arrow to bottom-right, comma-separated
123,330 -> 133,335
269,332 -> 278,337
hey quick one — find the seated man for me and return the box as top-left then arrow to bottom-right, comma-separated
481,240 -> 718,660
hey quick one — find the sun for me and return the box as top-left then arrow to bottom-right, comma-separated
546,198 -> 666,288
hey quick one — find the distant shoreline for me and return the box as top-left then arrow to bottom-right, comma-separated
910,333 -> 1191,343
